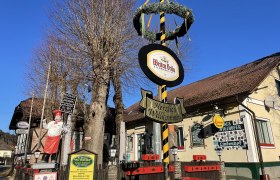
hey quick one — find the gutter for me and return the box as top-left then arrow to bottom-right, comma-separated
235,95 -> 268,178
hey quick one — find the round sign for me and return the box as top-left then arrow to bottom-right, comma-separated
138,44 -> 184,87
213,114 -> 224,129
72,156 -> 93,168
16,121 -> 29,129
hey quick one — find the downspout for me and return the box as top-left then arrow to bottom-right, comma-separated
236,95 -> 266,177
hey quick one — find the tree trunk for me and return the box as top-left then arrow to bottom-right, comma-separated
112,69 -> 124,161
84,70 -> 110,165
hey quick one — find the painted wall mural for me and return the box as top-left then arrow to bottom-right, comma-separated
213,118 -> 248,150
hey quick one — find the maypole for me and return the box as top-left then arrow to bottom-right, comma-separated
133,1 -> 194,179
158,0 -> 170,179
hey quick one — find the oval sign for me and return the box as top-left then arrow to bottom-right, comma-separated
16,121 -> 29,129
213,114 -> 224,129
138,44 -> 184,87
72,155 -> 93,168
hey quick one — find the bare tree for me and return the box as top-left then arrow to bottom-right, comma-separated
47,0 -> 141,164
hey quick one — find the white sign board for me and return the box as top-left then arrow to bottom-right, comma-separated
59,93 -> 77,114
16,129 -> 28,134
16,121 -> 29,129
34,172 -> 57,180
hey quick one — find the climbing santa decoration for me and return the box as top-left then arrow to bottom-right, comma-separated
41,109 -> 65,162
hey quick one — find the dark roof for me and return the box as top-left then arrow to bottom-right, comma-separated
9,98 -> 116,133
125,52 -> 280,123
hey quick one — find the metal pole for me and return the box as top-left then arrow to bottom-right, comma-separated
37,61 -> 51,150
24,93 -> 34,165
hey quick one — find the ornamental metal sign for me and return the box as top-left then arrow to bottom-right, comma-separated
60,93 -> 77,114
139,89 -> 186,123
16,121 -> 29,129
138,44 -> 184,87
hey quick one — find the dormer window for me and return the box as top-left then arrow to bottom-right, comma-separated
275,79 -> 280,96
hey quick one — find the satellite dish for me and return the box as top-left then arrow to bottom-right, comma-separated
264,96 -> 275,108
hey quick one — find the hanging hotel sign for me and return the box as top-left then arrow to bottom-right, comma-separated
213,114 -> 224,129
138,44 -> 184,87
140,89 -> 186,123
16,121 -> 29,129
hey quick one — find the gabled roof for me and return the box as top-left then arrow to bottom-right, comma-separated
125,52 -> 280,123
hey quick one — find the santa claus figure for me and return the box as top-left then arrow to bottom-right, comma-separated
41,109 -> 64,163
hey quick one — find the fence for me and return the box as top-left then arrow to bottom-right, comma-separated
13,161 -> 221,180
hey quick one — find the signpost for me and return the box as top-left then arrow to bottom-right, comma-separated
60,93 -> 77,114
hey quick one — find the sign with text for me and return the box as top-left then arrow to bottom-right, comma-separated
16,121 -> 29,129
213,118 -> 248,150
138,44 -> 184,87
16,129 -> 28,134
140,89 -> 186,123
60,93 -> 77,114
69,153 -> 95,180
212,114 -> 224,129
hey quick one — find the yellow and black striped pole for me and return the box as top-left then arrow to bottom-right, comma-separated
159,0 -> 169,179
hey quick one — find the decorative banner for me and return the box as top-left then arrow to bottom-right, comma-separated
140,89 -> 186,123
213,119 -> 248,150
138,44 -> 184,87
69,153 -> 95,180
212,114 -> 224,129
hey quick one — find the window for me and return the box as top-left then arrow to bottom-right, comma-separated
126,136 -> 134,152
190,123 -> 204,147
275,79 -> 280,96
176,127 -> 185,149
257,119 -> 274,147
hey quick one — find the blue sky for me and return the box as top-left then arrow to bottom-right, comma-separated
0,0 -> 280,133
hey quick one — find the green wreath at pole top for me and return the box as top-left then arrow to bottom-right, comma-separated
133,2 -> 194,42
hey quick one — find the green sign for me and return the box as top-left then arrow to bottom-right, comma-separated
72,156 -> 93,167
68,149 -> 97,180
140,89 -> 186,123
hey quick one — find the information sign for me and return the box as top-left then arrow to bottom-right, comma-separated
16,129 -> 28,134
60,93 -> 77,114
68,149 -> 96,180
140,89 -> 186,123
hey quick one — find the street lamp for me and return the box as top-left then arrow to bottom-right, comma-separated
215,148 -> 222,162
109,147 -> 117,165
34,150 -> 41,163
170,146 -> 178,163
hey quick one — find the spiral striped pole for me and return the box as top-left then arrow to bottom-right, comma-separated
159,0 -> 169,179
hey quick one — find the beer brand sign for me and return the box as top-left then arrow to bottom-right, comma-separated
140,89 -> 186,123
138,44 -> 184,87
